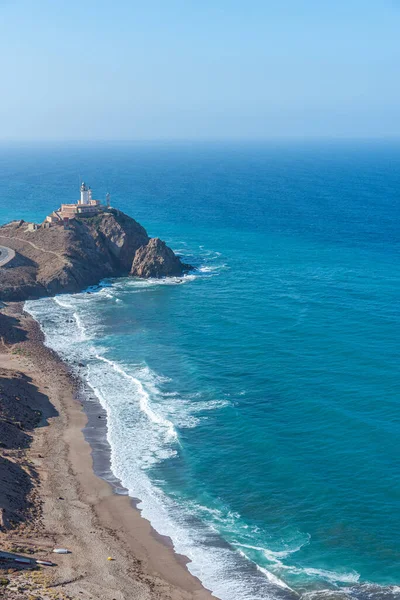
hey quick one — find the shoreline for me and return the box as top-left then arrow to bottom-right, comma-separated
77,361 -> 193,570
0,301 -> 217,600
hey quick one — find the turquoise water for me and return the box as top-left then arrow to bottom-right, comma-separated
2,142 -> 399,599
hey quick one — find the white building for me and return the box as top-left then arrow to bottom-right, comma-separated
79,182 -> 90,205
46,182 -> 108,225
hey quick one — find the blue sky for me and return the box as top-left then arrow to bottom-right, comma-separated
1,0 -> 399,140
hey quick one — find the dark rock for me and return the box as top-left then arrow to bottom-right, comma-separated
0,209 -> 193,301
130,238 -> 192,278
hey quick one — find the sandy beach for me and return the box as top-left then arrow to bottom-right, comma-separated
0,301 -> 216,600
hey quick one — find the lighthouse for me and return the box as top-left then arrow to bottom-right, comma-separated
46,181 -> 104,225
79,182 -> 89,205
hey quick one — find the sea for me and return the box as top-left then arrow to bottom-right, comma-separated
1,141 -> 399,600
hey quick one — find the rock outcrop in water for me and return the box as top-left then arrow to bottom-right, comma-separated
130,237 -> 192,278
0,209 -> 192,301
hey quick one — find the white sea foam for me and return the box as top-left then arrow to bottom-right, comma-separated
93,354 -> 177,441
197,264 -> 228,275
234,539 -> 360,587
24,284 -> 365,600
301,568 -> 359,584
198,246 -> 222,259
129,274 -> 199,287
256,565 -> 297,592
232,537 -> 315,582
301,592 -> 349,600
236,549 -> 296,593
26,292 -> 298,599
198,265 -> 215,272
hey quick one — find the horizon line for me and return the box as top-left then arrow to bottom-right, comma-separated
0,136 -> 400,144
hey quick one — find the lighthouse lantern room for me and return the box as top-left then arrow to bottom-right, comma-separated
80,182 -> 89,205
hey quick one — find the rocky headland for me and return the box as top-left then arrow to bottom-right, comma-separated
0,209 -> 192,301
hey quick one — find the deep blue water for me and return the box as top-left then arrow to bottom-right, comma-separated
2,142 -> 399,599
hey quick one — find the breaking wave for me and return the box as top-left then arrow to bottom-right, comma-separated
25,286 -> 301,600
24,242 -> 399,600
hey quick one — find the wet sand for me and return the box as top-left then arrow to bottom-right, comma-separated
0,301 -> 216,600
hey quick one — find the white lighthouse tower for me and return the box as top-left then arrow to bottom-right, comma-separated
79,182 -> 89,205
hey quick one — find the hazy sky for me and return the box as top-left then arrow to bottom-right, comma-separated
1,0 -> 399,140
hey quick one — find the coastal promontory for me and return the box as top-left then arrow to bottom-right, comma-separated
0,209 -> 192,301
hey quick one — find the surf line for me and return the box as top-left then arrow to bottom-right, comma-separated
94,353 -> 178,441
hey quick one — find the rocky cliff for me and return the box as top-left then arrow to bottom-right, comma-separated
0,209 -> 192,301
130,237 -> 192,278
